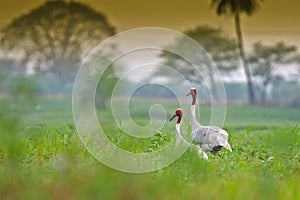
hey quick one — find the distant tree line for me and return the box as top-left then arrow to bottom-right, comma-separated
0,0 -> 300,108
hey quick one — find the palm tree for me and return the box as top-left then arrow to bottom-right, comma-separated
211,0 -> 262,105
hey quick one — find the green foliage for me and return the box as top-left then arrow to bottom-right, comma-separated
0,119 -> 300,199
147,132 -> 171,152
1,98 -> 300,199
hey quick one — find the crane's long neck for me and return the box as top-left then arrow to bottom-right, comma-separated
190,104 -> 201,130
192,95 -> 196,106
175,123 -> 182,143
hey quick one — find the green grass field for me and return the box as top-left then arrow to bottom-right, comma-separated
0,97 -> 300,199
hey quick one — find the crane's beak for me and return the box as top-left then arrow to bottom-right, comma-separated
169,114 -> 177,121
186,92 -> 191,96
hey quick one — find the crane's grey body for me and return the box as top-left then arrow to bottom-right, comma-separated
192,124 -> 231,153
190,102 -> 231,160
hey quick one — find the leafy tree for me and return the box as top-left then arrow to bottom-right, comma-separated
249,41 -> 296,105
211,0 -> 262,105
159,25 -> 238,100
96,63 -> 118,110
185,26 -> 238,70
0,1 -> 115,82
83,44 -> 121,110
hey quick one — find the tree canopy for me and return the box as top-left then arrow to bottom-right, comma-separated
159,25 -> 238,99
185,26 -> 238,71
249,41 -> 297,104
0,1 -> 115,80
250,41 -> 296,79
211,0 -> 261,16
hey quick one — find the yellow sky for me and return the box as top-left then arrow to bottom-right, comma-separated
0,0 -> 300,49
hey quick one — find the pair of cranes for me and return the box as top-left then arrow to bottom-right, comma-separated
169,88 -> 232,160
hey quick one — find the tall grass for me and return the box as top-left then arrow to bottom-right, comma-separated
0,98 -> 299,199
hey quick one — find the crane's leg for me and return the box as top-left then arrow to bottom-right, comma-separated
214,151 -> 223,158
195,145 -> 208,160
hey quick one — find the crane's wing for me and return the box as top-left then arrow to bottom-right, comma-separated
192,126 -> 232,152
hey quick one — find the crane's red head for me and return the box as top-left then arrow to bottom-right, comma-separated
169,109 -> 183,124
175,109 -> 183,118
186,88 -> 197,105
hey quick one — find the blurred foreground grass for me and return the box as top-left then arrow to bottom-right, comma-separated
0,97 -> 300,199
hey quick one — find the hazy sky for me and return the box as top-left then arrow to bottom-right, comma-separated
0,0 -> 299,50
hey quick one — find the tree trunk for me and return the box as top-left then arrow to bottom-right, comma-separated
234,11 -> 256,105
261,68 -> 272,105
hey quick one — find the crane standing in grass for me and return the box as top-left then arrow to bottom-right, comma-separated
187,88 -> 232,160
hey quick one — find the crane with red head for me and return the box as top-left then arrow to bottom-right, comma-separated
169,109 -> 183,147
187,87 -> 232,160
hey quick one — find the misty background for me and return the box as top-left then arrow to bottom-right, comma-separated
0,0 -> 300,112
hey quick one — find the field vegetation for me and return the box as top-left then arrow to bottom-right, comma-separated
0,98 -> 299,199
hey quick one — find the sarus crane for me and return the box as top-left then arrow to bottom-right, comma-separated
169,108 -> 183,147
187,88 -> 232,160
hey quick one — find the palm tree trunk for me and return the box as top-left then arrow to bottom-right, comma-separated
234,11 -> 256,105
